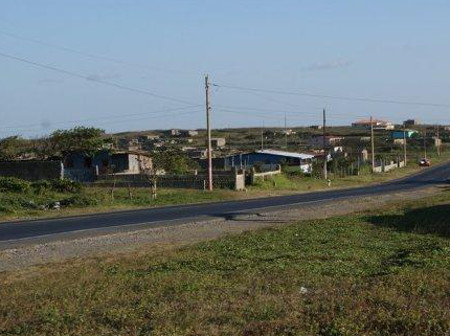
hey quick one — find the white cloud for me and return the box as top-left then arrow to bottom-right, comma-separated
303,60 -> 352,72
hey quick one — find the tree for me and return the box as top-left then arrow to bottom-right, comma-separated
0,136 -> 25,160
49,126 -> 106,156
140,149 -> 198,200
152,149 -> 198,174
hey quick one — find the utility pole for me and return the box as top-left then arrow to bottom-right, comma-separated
261,122 -> 264,151
436,125 -> 441,157
205,74 -> 213,191
403,122 -> 407,165
322,108 -> 328,179
423,128 -> 427,159
284,112 -> 288,149
370,116 -> 375,172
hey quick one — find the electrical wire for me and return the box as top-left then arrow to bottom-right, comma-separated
0,51 -> 198,106
0,105 -> 203,131
213,83 -> 450,108
0,29 -> 199,77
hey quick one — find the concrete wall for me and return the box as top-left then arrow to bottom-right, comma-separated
0,160 -> 63,181
95,170 -> 246,190
373,160 -> 405,173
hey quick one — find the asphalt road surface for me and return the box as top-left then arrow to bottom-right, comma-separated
1,162 -> 449,245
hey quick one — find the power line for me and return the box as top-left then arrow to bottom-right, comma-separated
0,105 -> 203,131
0,51 -> 198,106
213,83 -> 450,108
1,109 -> 203,135
0,29 -> 198,77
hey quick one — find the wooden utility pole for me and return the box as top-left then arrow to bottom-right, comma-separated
261,122 -> 264,150
284,112 -> 288,149
436,125 -> 441,156
370,116 -> 375,172
403,122 -> 407,165
322,108 -> 328,179
423,128 -> 427,159
205,75 -> 213,191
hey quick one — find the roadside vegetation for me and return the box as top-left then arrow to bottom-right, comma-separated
1,188 -> 449,335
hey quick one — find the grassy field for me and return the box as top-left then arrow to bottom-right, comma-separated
1,190 -> 449,335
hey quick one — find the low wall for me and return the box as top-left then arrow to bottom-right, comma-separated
95,171 -> 246,190
373,160 -> 405,173
0,160 -> 63,181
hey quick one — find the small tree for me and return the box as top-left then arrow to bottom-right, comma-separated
0,136 -> 25,160
50,126 -> 106,156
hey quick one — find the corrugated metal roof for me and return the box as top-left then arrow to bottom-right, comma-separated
255,149 -> 315,160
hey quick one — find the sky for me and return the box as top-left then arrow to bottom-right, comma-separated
1,0 -> 450,137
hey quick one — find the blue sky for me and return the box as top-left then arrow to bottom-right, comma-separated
1,1 -> 450,137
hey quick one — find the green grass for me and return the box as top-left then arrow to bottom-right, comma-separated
1,190 -> 449,335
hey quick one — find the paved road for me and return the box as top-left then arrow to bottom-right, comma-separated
1,162 -> 449,244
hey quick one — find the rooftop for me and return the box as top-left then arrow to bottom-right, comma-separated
255,149 -> 315,160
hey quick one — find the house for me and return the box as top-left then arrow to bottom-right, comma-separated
183,147 -> 208,159
63,150 -> 152,181
352,119 -> 394,130
390,129 -> 418,140
308,135 -> 344,149
166,129 -> 181,136
211,137 -> 226,148
181,130 -> 199,137
282,129 -> 296,135
404,119 -> 420,127
309,125 -> 323,130
138,134 -> 159,142
118,138 -> 141,151
224,149 -> 316,173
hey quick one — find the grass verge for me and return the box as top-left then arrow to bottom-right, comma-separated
1,189 -> 449,335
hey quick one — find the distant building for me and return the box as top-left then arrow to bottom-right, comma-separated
309,125 -> 323,130
166,129 -> 181,136
352,119 -> 394,130
211,137 -> 226,148
138,134 -> 159,142
63,150 -> 152,181
308,135 -> 344,149
223,149 -> 317,173
404,119 -> 420,127
181,130 -> 199,137
118,138 -> 141,151
433,137 -> 442,147
390,129 -> 418,139
360,136 -> 371,142
282,129 -> 296,135
183,147 -> 208,159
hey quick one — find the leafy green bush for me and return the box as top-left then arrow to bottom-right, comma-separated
60,195 -> 98,207
31,180 -> 52,195
0,177 -> 31,193
50,179 -> 82,193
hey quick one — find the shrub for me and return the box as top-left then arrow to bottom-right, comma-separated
0,177 -> 31,193
50,179 -> 82,193
31,180 -> 52,195
60,195 -> 98,207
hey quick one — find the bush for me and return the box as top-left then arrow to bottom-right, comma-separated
0,177 -> 31,193
60,195 -> 98,207
31,180 -> 52,195
50,179 -> 82,193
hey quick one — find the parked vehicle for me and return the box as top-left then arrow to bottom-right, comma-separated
419,158 -> 431,167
